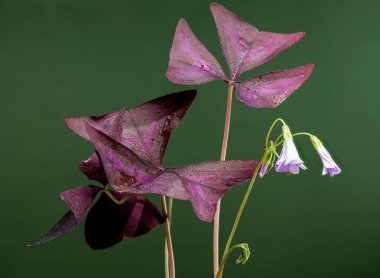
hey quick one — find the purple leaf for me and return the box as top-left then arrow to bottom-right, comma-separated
169,160 -> 258,221
85,193 -> 164,250
114,91 -> 196,167
86,124 -> 161,191
64,90 -> 196,168
235,64 -> 314,108
167,19 -> 227,85
29,186 -> 101,247
83,125 -> 258,221
64,111 -> 119,142
78,152 -> 108,185
211,3 -> 304,80
122,161 -> 259,222
28,211 -> 77,247
60,185 -> 101,221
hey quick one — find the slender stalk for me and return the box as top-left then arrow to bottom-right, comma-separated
214,83 -> 234,277
103,189 -> 134,205
164,198 -> 173,278
274,132 -> 314,147
165,245 -> 169,278
265,118 -> 286,146
216,157 -> 265,278
161,196 -> 175,278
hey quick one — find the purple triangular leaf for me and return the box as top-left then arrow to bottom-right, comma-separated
85,193 -> 164,250
64,90 -> 196,168
60,185 -> 102,221
85,124 -> 161,191
78,152 -> 108,185
28,211 -> 77,247
211,3 -> 304,80
121,160 -> 259,222
235,64 -> 314,108
118,90 -> 196,167
29,186 -> 101,247
80,123 -> 258,221
64,111 -> 119,142
167,19 -> 227,85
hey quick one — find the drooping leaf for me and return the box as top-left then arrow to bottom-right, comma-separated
167,19 -> 227,85
145,160 -> 259,221
210,3 -> 304,80
78,151 -> 108,185
86,125 -> 160,191
29,186 -> 101,247
60,185 -> 101,221
65,90 -> 196,168
85,193 -> 164,250
85,125 -> 258,221
28,211 -> 77,247
235,64 -> 314,108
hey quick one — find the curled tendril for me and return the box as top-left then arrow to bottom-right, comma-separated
216,243 -> 252,277
235,243 -> 251,265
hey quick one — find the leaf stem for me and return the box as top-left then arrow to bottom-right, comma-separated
214,82 -> 234,277
216,155 -> 265,278
164,198 -> 173,278
103,189 -> 134,205
161,196 -> 175,278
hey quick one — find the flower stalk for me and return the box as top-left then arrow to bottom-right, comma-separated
216,154 -> 266,278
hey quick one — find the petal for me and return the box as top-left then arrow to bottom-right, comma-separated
318,148 -> 341,176
120,160 -> 258,222
65,90 -> 196,168
29,185 -> 101,247
235,64 -> 314,108
167,19 -> 227,85
259,162 -> 269,178
275,138 -> 307,174
78,152 -> 108,185
85,193 -> 164,250
211,3 -> 305,79
86,124 -> 161,191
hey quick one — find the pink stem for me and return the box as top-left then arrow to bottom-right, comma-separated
161,196 -> 175,278
213,83 -> 234,276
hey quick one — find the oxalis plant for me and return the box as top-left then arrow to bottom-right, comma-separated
29,3 -> 341,278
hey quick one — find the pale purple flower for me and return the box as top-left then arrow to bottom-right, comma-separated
275,125 -> 307,174
259,149 -> 274,178
259,162 -> 269,178
311,136 -> 341,177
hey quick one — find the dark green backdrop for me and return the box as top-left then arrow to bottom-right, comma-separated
1,0 -> 378,277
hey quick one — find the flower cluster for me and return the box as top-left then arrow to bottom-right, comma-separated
259,119 -> 341,178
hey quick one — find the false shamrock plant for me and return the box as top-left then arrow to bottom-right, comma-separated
30,2 -> 341,278
30,91 -> 259,278
167,2 -> 314,275
215,118 -> 341,277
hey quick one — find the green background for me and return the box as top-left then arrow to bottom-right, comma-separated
1,0 -> 379,277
